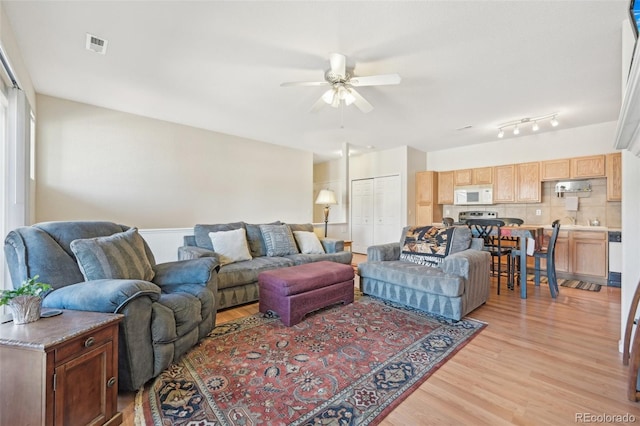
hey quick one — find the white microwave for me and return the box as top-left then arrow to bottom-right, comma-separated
454,186 -> 494,205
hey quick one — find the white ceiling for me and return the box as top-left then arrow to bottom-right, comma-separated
3,1 -> 631,162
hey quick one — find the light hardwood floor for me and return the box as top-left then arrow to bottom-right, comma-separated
119,254 -> 640,425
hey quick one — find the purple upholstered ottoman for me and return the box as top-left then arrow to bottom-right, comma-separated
258,261 -> 355,326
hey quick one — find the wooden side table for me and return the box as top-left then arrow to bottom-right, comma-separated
0,309 -> 123,426
344,240 -> 352,252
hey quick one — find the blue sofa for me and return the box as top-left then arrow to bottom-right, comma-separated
4,221 -> 218,391
358,226 -> 490,320
178,222 -> 352,310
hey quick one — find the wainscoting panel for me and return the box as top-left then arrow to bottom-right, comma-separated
138,228 -> 192,264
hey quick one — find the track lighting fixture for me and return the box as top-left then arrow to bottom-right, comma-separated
496,113 -> 559,138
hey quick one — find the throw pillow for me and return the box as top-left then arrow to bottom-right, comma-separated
293,231 -> 325,254
260,224 -> 300,256
208,228 -> 253,266
70,227 -> 155,281
244,221 -> 282,257
399,226 -> 454,267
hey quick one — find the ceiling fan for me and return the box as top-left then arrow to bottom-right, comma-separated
281,53 -> 401,113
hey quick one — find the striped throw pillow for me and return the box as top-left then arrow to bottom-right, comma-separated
70,227 -> 155,281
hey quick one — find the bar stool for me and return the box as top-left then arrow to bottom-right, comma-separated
466,219 -> 511,295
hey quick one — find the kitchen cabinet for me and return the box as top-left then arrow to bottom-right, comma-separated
493,165 -> 515,203
415,171 -> 442,225
541,159 -> 571,181
454,167 -> 492,186
454,169 -> 472,186
570,230 -> 607,278
437,171 -> 454,205
515,162 -> 541,202
606,152 -> 622,201
541,229 -> 607,282
570,154 -> 605,178
473,167 -> 493,185
0,310 -> 122,426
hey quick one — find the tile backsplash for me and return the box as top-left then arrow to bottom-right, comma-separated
444,178 -> 621,228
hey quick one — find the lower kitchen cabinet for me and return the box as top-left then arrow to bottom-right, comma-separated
542,228 -> 607,283
0,310 -> 123,426
571,230 -> 607,278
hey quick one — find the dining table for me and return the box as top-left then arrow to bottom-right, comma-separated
500,225 -> 545,299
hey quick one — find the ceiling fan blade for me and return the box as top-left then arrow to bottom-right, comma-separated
348,88 -> 374,113
329,53 -> 346,78
310,96 -> 327,113
349,73 -> 402,87
281,81 -> 329,87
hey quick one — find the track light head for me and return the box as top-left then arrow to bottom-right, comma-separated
513,125 -> 520,135
532,121 -> 539,131
550,116 -> 559,127
497,128 -> 504,138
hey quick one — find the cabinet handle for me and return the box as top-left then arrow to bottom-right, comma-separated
107,377 -> 116,388
84,337 -> 95,348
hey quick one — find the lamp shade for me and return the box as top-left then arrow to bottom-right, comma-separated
315,189 -> 337,205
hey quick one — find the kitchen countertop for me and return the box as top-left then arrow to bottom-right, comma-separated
541,224 -> 619,231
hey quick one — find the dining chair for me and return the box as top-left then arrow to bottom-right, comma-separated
466,219 -> 511,294
502,218 -> 524,288
531,219 -> 561,298
623,279 -> 640,401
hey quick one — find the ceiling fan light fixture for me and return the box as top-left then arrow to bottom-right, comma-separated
343,89 -> 356,106
322,89 -> 335,105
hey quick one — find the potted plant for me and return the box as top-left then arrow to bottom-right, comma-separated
0,276 -> 51,324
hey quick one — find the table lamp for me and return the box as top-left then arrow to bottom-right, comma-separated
315,189 -> 337,237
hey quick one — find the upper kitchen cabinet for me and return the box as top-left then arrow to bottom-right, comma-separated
454,169 -> 472,186
437,171 -> 454,205
515,162 -> 541,203
473,167 -> 493,185
454,167 -> 492,186
606,152 -> 622,202
570,155 -> 605,179
415,171 -> 442,225
493,165 -> 516,203
541,159 -> 571,181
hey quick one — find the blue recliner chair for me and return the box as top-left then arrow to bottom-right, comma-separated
4,221 -> 219,391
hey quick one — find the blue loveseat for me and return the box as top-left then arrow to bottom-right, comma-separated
4,221 -> 219,391
358,225 -> 490,320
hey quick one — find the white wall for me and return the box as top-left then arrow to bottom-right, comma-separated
350,145 -> 427,226
0,2 -> 35,109
427,121 -> 619,170
35,95 -> 314,228
407,146 -> 427,225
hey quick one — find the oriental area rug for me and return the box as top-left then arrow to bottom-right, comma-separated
135,296 -> 485,425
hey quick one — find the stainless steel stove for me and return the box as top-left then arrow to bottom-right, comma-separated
458,211 -> 498,224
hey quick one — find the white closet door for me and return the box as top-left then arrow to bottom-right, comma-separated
373,175 -> 401,245
351,179 -> 374,254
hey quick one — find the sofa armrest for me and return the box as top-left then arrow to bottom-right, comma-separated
178,245 -> 219,261
320,238 -> 344,253
441,249 -> 490,279
42,279 -> 161,313
470,237 -> 484,251
367,243 -> 401,261
153,258 -> 219,287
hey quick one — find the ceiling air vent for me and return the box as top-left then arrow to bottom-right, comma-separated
85,33 -> 108,55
